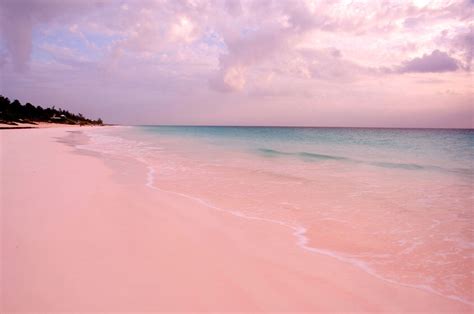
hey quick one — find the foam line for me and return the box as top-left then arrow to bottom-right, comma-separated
74,131 -> 473,307
143,163 -> 473,306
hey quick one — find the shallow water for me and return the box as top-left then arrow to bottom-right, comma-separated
79,126 -> 474,305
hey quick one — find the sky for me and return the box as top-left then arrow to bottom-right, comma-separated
0,0 -> 472,127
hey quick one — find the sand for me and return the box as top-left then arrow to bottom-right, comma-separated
1,127 -> 472,312
0,122 -> 101,129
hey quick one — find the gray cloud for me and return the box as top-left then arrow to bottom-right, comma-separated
397,50 -> 459,73
0,0 -> 107,71
451,28 -> 473,71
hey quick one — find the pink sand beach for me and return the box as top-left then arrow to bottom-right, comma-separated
2,0 -> 473,311
1,126 -> 472,312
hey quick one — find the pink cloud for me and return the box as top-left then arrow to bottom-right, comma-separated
0,0 -> 472,128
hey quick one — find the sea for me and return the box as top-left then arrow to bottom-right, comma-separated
78,126 -> 474,305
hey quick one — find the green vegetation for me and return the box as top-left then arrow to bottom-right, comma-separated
0,95 -> 103,126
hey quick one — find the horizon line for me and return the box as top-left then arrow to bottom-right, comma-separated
122,124 -> 474,130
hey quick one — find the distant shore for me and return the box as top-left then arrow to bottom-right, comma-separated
0,122 -> 110,130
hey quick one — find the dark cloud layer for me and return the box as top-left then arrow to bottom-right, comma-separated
398,50 -> 459,73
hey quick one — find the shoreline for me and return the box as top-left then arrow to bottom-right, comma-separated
2,127 -> 472,312
0,122 -> 108,129
141,147 -> 474,308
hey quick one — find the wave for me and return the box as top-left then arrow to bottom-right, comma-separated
258,148 -> 347,160
369,161 -> 424,170
72,130 -> 473,306
257,148 -> 473,175
298,151 -> 348,160
258,148 -> 293,156
142,163 -> 473,307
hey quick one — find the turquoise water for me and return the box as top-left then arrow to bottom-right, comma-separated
137,126 -> 474,175
81,126 -> 474,305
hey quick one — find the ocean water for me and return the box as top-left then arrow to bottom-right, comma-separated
79,126 -> 474,304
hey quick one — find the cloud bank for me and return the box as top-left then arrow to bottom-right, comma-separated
0,0 -> 472,128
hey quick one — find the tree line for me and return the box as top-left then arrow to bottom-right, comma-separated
0,95 -> 103,125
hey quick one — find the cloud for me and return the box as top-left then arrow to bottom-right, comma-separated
397,50 -> 459,73
451,27 -> 474,71
209,65 -> 246,92
0,0 -> 472,128
208,1 -> 335,93
210,26 -> 291,92
0,1 -> 34,71
224,0 -> 242,17
207,0 -> 473,93
0,0 -> 105,71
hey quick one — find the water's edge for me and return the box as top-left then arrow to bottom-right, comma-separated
73,127 -> 473,306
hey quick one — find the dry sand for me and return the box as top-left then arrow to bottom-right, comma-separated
1,127 -> 471,312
